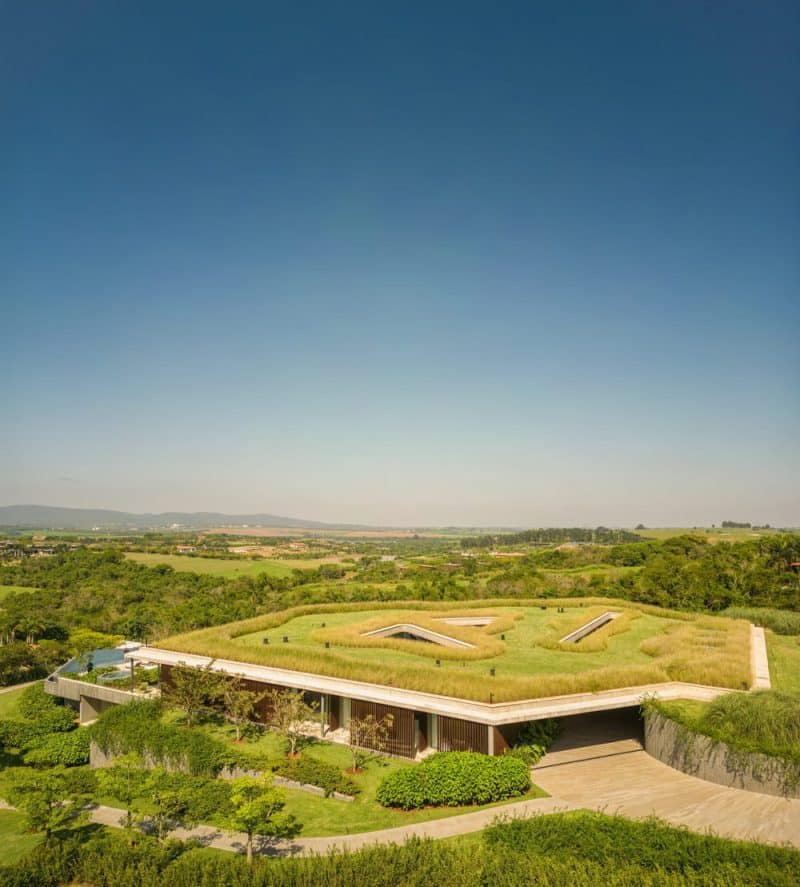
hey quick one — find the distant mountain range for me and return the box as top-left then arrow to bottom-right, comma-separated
0,504 -> 334,531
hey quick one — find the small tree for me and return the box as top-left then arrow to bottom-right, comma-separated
96,752 -> 146,835
163,663 -> 224,727
223,775 -> 298,864
5,766 -> 90,842
347,713 -> 393,772
143,767 -> 195,842
223,676 -> 267,742
264,688 -> 318,756
69,629 -> 123,670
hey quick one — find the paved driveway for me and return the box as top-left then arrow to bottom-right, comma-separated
532,709 -> 800,848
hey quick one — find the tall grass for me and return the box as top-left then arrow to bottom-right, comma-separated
723,607 -> 800,636
311,609 -> 519,661
699,690 -> 800,760
156,598 -> 751,703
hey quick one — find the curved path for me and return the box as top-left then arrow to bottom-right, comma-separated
10,709 -> 800,855
531,710 -> 800,848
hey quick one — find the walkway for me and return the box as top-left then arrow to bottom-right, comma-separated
532,710 -> 800,848
86,797 -> 577,856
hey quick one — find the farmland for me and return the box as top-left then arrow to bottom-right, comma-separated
125,552 -> 347,579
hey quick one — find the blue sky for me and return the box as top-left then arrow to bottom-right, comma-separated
2,1 -> 798,526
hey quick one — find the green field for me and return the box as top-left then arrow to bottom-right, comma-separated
0,810 -> 42,867
0,586 -> 39,603
161,599 -> 752,702
766,632 -> 800,693
125,552 -> 337,579
635,527 -> 786,543
0,683 -> 34,718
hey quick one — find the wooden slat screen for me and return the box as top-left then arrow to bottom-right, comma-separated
350,699 -> 415,758
438,715 -> 488,754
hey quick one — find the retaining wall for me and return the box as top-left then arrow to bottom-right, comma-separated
644,710 -> 800,799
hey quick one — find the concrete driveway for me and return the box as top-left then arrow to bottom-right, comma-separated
532,709 -> 800,848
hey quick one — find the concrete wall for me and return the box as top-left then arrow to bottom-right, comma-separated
644,710 -> 800,799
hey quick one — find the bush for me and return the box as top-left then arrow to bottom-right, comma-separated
376,752 -> 530,809
272,756 -> 359,797
484,811 -> 800,882
505,718 -> 561,766
22,728 -> 90,766
89,700 -> 234,777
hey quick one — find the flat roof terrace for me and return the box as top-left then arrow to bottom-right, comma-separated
150,598 -> 754,705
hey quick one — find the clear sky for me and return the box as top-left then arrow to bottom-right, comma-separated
2,2 -> 798,527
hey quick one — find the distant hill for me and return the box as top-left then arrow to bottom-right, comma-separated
0,504 -> 332,532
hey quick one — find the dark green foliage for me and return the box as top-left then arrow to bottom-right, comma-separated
4,815 -> 800,886
0,684 -> 77,755
462,527 -> 642,548
89,700 -> 234,777
484,811 -> 800,884
376,751 -> 530,809
22,729 -> 90,766
505,718 -> 561,766
723,607 -> 800,635
272,755 -> 359,797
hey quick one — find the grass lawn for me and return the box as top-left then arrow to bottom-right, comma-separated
634,527 -> 784,543
126,552 -> 335,579
0,682 -> 36,718
0,810 -> 42,866
767,631 -> 800,693
0,585 -> 40,603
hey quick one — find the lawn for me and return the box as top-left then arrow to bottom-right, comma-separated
0,585 -> 40,603
159,598 -> 752,702
0,810 -> 42,866
766,631 -> 800,693
634,527 -> 784,543
126,552 -> 336,579
0,682 -> 36,718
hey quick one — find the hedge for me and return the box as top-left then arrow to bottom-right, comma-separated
4,818 -> 800,887
376,751 -> 530,809
22,729 -> 90,767
89,700 -> 234,777
272,756 -> 359,797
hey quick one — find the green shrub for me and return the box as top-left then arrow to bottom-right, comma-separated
505,718 -> 561,766
376,751 -> 530,809
22,728 -> 90,766
484,811 -> 800,882
89,700 -> 234,777
272,756 -> 359,797
723,607 -> 800,636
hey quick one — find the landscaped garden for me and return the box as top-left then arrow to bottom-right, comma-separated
157,598 -> 753,701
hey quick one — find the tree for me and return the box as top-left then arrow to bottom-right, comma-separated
69,629 -> 123,669
96,752 -> 146,834
263,688 -> 318,756
222,676 -> 266,742
223,775 -> 298,864
142,767 -> 195,842
347,713 -> 393,772
162,663 -> 224,727
5,766 -> 90,842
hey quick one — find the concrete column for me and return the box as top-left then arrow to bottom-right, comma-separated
487,724 -> 494,755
